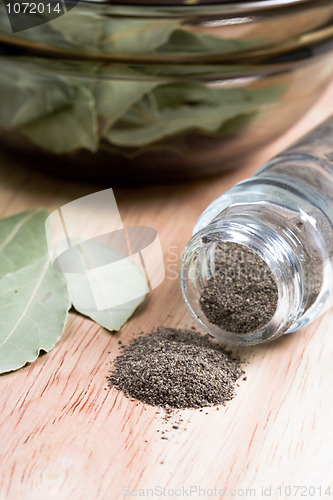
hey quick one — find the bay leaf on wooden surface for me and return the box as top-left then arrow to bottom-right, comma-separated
65,241 -> 148,331
0,210 -> 70,373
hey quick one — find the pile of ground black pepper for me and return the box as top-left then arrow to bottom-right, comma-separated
108,327 -> 244,409
200,241 -> 278,334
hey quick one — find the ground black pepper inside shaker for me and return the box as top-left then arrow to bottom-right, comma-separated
199,242 -> 278,334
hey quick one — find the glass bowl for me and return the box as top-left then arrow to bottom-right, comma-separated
0,0 -> 333,182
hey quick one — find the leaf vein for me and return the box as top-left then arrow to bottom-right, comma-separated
0,211 -> 40,254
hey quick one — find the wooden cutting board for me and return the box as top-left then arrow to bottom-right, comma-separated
1,83 -> 333,500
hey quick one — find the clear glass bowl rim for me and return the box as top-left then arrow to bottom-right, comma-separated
76,0 -> 328,10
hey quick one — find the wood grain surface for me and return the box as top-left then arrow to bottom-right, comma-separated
1,83 -> 333,500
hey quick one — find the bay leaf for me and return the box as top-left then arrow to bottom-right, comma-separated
49,10 -> 104,51
0,210 -> 50,271
20,84 -> 98,153
49,9 -> 177,56
93,66 -> 158,135
107,83 -> 283,147
65,241 -> 147,332
118,110 -> 258,160
0,210 -> 70,373
1,5 -> 179,55
0,62 -> 74,130
100,17 -> 180,55
157,28 -> 263,55
110,93 -> 159,130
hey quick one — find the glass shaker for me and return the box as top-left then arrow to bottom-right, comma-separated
180,115 -> 333,345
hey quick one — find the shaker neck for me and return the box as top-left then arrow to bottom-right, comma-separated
180,214 -> 305,345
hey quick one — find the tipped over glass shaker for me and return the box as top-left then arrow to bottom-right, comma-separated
180,115 -> 333,346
